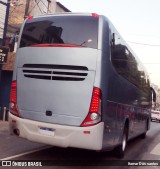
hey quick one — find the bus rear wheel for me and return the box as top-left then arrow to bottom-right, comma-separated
115,127 -> 128,158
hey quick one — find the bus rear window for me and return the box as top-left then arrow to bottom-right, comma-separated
20,15 -> 98,49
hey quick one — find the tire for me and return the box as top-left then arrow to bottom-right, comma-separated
141,132 -> 146,139
115,127 -> 128,158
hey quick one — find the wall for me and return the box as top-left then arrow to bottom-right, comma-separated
0,0 -> 7,39
151,83 -> 160,110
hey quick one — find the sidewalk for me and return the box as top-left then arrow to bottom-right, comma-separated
0,120 -> 48,160
0,120 -> 8,130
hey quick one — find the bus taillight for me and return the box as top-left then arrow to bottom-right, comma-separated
81,87 -> 102,127
10,81 -> 19,117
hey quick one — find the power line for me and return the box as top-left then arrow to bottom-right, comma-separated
127,41 -> 160,47
28,0 -> 41,15
37,2 -> 43,14
40,0 -> 52,13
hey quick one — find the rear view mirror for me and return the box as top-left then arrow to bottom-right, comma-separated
150,87 -> 156,102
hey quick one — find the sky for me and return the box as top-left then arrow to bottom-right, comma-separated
58,0 -> 160,87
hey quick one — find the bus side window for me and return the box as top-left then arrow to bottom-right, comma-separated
111,31 -> 152,106
111,33 -> 129,79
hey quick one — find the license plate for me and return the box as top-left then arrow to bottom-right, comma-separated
39,127 -> 55,136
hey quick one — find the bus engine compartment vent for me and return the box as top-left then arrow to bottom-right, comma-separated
22,64 -> 88,81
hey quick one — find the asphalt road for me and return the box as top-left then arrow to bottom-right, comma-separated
0,121 -> 160,169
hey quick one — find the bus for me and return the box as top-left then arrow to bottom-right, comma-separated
9,13 -> 152,158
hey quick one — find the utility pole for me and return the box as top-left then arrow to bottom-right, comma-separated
24,0 -> 31,19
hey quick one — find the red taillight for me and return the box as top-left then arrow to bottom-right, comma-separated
89,88 -> 101,112
10,81 -> 19,117
10,81 -> 17,103
92,13 -> 99,19
81,87 -> 102,127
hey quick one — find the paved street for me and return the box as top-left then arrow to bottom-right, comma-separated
0,121 -> 160,168
0,121 -> 48,160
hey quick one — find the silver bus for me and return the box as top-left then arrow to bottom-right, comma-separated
9,13 -> 151,158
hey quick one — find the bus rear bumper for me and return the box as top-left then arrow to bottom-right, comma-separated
9,113 -> 104,151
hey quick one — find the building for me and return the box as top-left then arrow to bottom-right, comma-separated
0,0 -> 7,42
0,0 -> 70,119
151,83 -> 160,110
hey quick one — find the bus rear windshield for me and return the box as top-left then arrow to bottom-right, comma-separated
20,15 -> 98,49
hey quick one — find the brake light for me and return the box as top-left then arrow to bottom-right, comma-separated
10,81 -> 19,117
10,81 -> 16,102
81,87 -> 102,127
92,13 -> 99,19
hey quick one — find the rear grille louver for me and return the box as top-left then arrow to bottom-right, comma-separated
22,64 -> 88,81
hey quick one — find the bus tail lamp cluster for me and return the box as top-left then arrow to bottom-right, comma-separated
81,87 -> 102,127
10,81 -> 20,117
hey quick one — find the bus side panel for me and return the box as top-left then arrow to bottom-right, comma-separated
99,17 -> 151,150
96,17 -> 121,150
